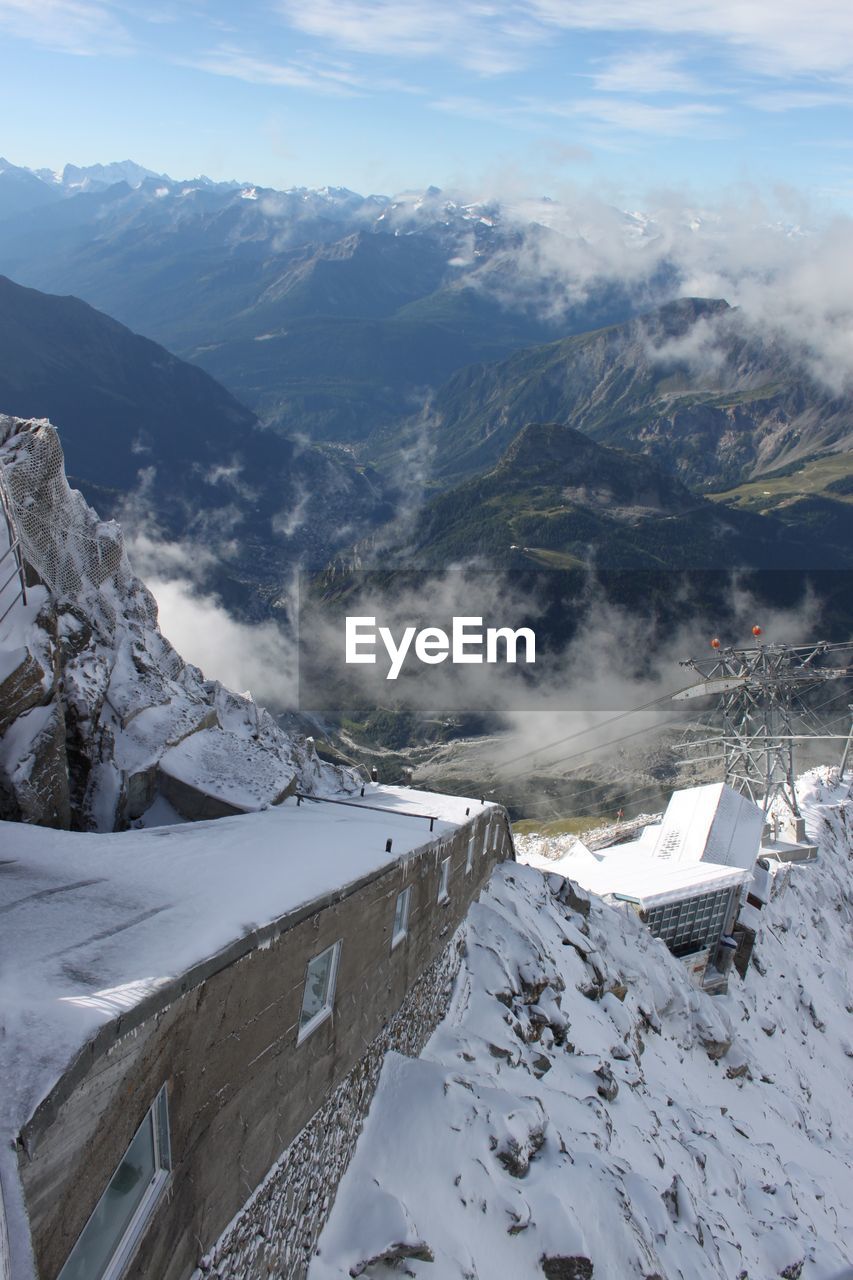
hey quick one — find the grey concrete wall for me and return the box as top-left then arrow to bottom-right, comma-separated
195,933 -> 464,1280
18,805 -> 511,1280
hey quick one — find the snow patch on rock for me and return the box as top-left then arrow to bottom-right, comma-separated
0,416 -> 356,829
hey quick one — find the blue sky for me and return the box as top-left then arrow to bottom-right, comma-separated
2,0 -> 853,204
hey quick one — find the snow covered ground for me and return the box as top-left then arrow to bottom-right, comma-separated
0,783 -> 497,1279
312,770 -> 853,1280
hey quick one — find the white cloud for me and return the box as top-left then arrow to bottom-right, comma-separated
201,461 -> 259,502
476,185 -> 853,394
747,89 -> 853,113
527,0 -> 853,82
590,48 -> 702,95
430,95 -> 538,128
118,484 -> 298,708
557,96 -> 725,138
268,0 -> 853,92
0,0 -> 131,55
149,575 -> 298,707
177,46 -> 364,95
275,0 -> 542,75
432,92 -> 725,140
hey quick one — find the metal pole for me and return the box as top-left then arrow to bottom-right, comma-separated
839,708 -> 853,779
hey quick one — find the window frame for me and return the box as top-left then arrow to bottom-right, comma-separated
391,884 -> 412,950
466,828 -> 476,874
437,855 -> 451,904
57,1085 -> 171,1280
297,940 -> 342,1044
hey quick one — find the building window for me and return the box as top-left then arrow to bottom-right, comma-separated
298,941 -> 341,1042
437,856 -> 451,903
57,1086 -> 171,1280
644,888 -> 734,957
466,829 -> 476,873
391,885 -> 412,949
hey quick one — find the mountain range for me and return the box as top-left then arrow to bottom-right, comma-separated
0,159 -> 647,440
0,273 -> 391,608
1,158 -> 852,633
387,420 -> 844,571
383,297 -> 853,490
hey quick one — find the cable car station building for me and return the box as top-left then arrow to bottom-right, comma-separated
548,783 -> 765,991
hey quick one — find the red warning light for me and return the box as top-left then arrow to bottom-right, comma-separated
711,637 -> 721,649
752,625 -> 762,637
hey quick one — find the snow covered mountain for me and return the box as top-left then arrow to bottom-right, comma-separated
313,770 -> 853,1279
0,161 -> 631,440
0,414 -> 356,832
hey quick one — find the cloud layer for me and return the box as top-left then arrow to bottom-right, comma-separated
459,186 -> 853,394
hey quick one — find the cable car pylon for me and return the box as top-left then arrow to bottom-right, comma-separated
673,632 -> 852,821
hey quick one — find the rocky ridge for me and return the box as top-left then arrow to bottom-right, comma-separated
0,415 -> 355,831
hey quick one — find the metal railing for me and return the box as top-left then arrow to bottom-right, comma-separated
0,467 -> 27,628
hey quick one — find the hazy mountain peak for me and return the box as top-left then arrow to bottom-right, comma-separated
60,159 -> 167,191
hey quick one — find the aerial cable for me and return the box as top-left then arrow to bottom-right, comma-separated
494,684 -> 689,775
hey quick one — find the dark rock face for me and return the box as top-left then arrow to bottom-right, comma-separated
0,698 -> 70,828
0,648 -> 46,736
559,878 -> 592,918
594,1061 -> 619,1102
350,1240 -> 435,1275
494,1122 -> 547,1177
541,1256 -> 594,1279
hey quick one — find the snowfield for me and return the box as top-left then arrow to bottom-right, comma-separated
312,770 -> 853,1280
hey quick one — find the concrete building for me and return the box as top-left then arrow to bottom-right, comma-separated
0,786 -> 512,1280
529,783 -> 765,991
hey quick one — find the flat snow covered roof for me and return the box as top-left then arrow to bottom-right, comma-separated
518,782 -> 762,910
523,840 -> 748,907
0,786 -> 497,1145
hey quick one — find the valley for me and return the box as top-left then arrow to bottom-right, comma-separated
4,8 -> 853,1276
0,159 -> 851,820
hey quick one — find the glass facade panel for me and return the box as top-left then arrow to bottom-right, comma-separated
299,942 -> 340,1037
58,1090 -> 169,1280
644,887 -> 733,958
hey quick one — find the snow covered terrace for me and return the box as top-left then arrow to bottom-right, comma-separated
0,786 -> 498,1145
520,782 -> 764,911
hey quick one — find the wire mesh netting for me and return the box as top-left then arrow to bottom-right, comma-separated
0,417 -> 156,632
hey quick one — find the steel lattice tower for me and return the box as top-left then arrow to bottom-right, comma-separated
675,640 -> 850,816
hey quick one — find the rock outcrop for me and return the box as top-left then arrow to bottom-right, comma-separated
0,416 -> 355,831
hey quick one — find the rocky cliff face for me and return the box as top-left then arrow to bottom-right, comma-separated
0,415 -> 355,832
419,299 -> 853,488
